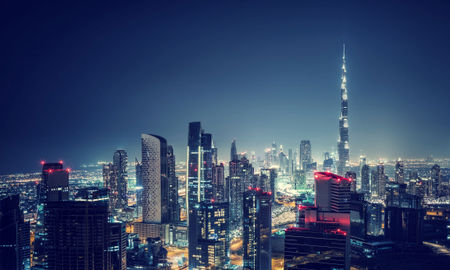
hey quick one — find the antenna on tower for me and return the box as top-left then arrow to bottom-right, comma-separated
343,43 -> 346,60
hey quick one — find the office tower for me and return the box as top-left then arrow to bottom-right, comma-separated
45,200 -> 126,270
192,201 -> 229,269
212,163 -> 226,202
113,150 -> 128,208
285,172 -> 350,270
271,142 -> 278,166
103,163 -> 119,212
187,122 -> 214,269
360,164 -> 370,194
314,172 -> 351,213
376,164 -> 386,197
34,162 -> 70,269
231,139 -> 238,161
260,168 -> 276,201
323,152 -> 334,172
0,195 -> 30,270
345,171 -> 357,192
337,45 -> 350,175
167,145 -> 180,223
229,157 -> 255,230
212,147 -> 218,165
38,162 -> 69,203
243,188 -> 272,270
141,134 -> 169,224
430,164 -> 441,197
288,148 -> 294,175
395,159 -> 405,184
370,164 -> 385,197
299,140 -> 312,170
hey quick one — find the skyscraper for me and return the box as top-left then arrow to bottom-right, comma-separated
299,140 -> 312,170
243,188 -> 272,270
212,163 -> 226,202
141,134 -> 169,224
430,164 -> 441,197
229,157 -> 255,230
395,159 -> 405,184
113,150 -> 128,209
0,195 -> 30,270
103,163 -> 119,212
34,162 -> 70,269
167,145 -> 180,223
337,45 -> 350,175
45,200 -> 126,270
231,139 -> 238,161
360,164 -> 370,194
192,201 -> 229,269
187,122 -> 214,269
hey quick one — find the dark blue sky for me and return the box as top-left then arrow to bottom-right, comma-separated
1,1 -> 450,174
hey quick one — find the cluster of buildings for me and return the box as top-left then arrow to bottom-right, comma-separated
1,46 -> 449,270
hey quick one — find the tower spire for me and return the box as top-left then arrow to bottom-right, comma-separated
343,43 -> 346,60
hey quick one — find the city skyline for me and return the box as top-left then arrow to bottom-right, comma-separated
1,1 -> 450,174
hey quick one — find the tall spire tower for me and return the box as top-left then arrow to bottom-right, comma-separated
337,44 -> 349,175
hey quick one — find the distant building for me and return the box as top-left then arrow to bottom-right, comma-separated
113,150 -> 128,209
0,195 -> 30,270
243,188 -> 272,270
230,139 -> 238,161
212,163 -> 226,202
299,140 -> 312,171
345,171 -> 357,192
430,164 -> 441,197
103,163 -> 119,212
360,164 -> 370,194
395,160 -> 405,184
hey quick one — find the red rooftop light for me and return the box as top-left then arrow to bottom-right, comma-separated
314,171 -> 351,182
40,161 -> 45,165
59,160 -> 64,164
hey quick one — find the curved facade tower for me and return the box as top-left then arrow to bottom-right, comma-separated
337,44 -> 349,175
141,134 -> 168,223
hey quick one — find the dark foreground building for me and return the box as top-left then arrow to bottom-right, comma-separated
46,200 -> 126,270
0,195 -> 30,270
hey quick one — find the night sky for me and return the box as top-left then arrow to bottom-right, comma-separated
1,1 -> 450,174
